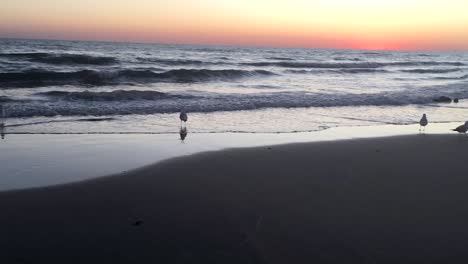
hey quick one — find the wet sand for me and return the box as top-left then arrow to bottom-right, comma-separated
2,134 -> 468,263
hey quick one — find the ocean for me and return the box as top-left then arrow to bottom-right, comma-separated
1,38 -> 468,134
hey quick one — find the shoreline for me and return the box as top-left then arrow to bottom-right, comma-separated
2,134 -> 468,263
0,121 -> 465,191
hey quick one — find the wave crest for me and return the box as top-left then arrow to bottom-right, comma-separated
333,57 -> 362,61
266,57 -> 294,61
434,74 -> 468,80
0,96 -> 16,102
286,68 -> 388,74
137,57 -> 227,66
243,61 -> 465,69
0,69 -> 276,88
37,90 -> 190,101
401,68 -> 462,74
0,52 -> 118,65
6,82 -> 468,118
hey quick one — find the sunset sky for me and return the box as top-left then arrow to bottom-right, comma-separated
1,0 -> 468,50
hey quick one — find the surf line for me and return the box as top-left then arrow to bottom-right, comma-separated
310,113 -> 412,125
4,118 -> 117,128
1,129 -> 328,135
422,104 -> 468,110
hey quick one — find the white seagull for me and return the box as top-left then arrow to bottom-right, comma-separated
419,113 -> 428,132
452,121 -> 468,134
179,110 -> 188,125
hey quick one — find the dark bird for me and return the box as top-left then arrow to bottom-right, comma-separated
179,110 -> 188,125
419,113 -> 428,132
452,121 -> 468,134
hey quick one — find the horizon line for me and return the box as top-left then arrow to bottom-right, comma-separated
1,36 -> 466,53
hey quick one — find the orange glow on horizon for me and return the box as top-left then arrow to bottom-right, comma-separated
1,0 -> 468,51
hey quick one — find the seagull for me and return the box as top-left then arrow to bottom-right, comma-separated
179,110 -> 188,126
419,113 -> 428,132
452,121 -> 468,134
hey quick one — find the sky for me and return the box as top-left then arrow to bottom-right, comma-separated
1,0 -> 468,50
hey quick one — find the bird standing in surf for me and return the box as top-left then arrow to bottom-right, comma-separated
419,114 -> 428,133
452,121 -> 468,134
179,110 -> 188,126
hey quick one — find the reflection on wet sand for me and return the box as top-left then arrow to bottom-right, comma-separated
0,124 -> 4,140
0,104 -> 5,140
179,126 -> 188,142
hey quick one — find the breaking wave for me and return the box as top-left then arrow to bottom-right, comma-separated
5,82 -> 468,118
0,69 -> 276,88
266,57 -> 294,61
37,90 -> 192,101
333,57 -> 362,61
286,68 -> 389,74
243,61 -> 465,68
433,74 -> 468,80
401,68 -> 462,74
137,57 -> 228,66
0,96 -> 16,102
0,52 -> 118,65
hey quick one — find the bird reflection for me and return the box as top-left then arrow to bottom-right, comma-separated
0,104 -> 5,140
179,126 -> 188,142
0,124 -> 5,140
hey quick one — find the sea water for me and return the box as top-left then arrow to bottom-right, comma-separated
1,38 -> 468,134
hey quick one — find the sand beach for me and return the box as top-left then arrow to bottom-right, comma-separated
2,134 -> 468,263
